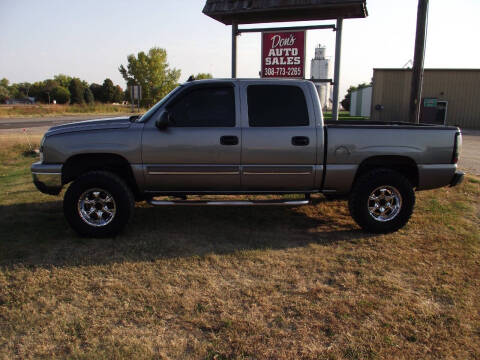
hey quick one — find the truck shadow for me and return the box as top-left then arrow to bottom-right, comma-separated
0,198 -> 375,268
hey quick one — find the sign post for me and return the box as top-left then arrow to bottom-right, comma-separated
261,31 -> 305,79
130,85 -> 142,112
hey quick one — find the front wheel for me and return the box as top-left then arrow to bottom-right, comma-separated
63,171 -> 134,237
348,169 -> 415,234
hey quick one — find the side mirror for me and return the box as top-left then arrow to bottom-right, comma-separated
155,111 -> 172,130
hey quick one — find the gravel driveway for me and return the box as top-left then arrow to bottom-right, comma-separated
459,130 -> 480,176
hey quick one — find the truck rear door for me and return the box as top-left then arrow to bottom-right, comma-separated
240,83 -> 318,190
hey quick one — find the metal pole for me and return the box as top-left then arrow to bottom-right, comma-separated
409,0 -> 429,124
130,87 -> 134,113
332,18 -> 343,121
232,21 -> 238,78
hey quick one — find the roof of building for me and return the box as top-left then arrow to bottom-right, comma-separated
374,68 -> 480,72
202,0 -> 368,25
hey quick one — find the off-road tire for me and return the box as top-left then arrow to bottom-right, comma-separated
64,171 -> 134,237
348,169 -> 415,234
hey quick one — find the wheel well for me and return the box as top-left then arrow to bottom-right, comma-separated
62,153 -> 140,196
355,156 -> 419,187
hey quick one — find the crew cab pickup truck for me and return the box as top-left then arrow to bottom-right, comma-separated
31,79 -> 464,237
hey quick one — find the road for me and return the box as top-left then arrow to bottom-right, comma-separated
0,116 -> 478,175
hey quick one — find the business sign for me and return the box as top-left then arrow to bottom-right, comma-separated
261,31 -> 305,79
424,98 -> 438,108
130,85 -> 142,100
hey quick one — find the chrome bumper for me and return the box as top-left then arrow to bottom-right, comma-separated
31,162 -> 63,195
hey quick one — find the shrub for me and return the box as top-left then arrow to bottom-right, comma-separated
52,86 -> 70,104
68,78 -> 85,104
84,87 -> 94,104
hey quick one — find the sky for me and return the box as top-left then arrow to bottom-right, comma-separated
1,0 -> 479,98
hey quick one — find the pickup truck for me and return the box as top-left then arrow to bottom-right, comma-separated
31,79 -> 464,237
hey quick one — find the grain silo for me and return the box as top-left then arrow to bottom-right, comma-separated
310,45 -> 331,110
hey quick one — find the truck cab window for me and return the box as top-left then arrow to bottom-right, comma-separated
247,85 -> 309,127
168,87 -> 235,127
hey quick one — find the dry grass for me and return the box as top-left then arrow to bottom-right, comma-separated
0,104 -> 145,118
0,139 -> 479,359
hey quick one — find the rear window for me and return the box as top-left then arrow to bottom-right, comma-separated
247,85 -> 309,127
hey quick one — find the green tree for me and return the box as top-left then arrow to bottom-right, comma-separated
84,87 -> 94,104
53,74 -> 72,88
119,47 -> 181,107
89,83 -> 102,102
101,78 -> 115,103
12,82 -> 32,99
0,85 -> 9,103
193,73 -> 213,80
113,85 -> 124,103
0,78 -> 9,88
52,86 -> 70,104
68,78 -> 85,104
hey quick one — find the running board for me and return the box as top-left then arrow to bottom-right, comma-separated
148,199 -> 310,206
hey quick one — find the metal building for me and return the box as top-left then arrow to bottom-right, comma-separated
371,69 -> 480,130
310,45 -> 331,110
350,86 -> 372,118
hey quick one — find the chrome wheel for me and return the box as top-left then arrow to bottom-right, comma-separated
367,186 -> 402,222
77,188 -> 116,227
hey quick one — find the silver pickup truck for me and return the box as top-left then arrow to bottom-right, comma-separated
31,79 -> 464,237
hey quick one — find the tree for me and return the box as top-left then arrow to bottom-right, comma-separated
101,78 -> 115,103
0,78 -> 9,88
54,74 -> 72,88
340,86 -> 354,112
68,78 -> 85,104
89,83 -> 102,102
113,85 -> 124,103
84,87 -> 94,104
52,86 -> 70,104
0,85 -> 9,103
119,47 -> 181,107
193,73 -> 213,80
11,82 -> 32,99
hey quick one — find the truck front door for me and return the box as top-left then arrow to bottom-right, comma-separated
142,83 -> 241,192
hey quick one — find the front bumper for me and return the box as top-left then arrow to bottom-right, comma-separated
450,171 -> 465,187
31,162 -> 63,195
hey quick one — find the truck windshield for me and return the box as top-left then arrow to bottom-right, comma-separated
138,86 -> 183,122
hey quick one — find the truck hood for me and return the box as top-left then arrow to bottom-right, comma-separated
45,117 -> 132,137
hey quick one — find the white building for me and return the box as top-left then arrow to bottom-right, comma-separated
350,86 -> 372,118
310,45 -> 331,110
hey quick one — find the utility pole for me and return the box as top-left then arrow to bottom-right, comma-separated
409,0 -> 429,124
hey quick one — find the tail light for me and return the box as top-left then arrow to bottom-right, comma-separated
451,131 -> 462,164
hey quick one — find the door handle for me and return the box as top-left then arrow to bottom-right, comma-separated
220,135 -> 239,146
292,136 -> 309,146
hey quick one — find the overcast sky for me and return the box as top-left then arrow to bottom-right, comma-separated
1,0 -> 479,98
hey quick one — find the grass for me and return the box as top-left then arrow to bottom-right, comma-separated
0,138 -> 479,359
0,103 -> 146,118
323,111 -> 369,121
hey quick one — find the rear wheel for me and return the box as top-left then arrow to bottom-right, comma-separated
63,171 -> 134,237
348,169 -> 415,233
